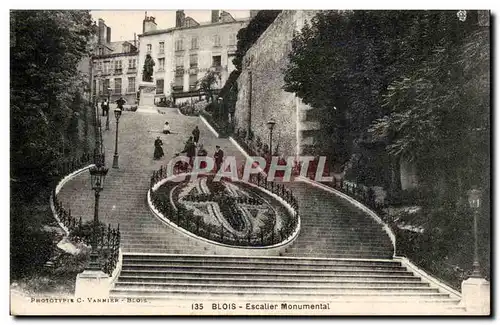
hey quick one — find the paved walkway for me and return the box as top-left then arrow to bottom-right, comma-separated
57,108 -> 392,257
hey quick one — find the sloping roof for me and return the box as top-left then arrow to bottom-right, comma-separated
107,40 -> 137,54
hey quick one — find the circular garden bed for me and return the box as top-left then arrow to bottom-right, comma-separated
150,174 -> 298,247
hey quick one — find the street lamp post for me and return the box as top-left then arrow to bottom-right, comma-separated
267,119 -> 276,155
106,87 -> 112,131
88,157 -> 108,270
467,189 -> 482,278
112,109 -> 122,169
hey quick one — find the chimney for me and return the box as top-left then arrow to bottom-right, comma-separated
176,10 -> 185,27
143,16 -> 157,33
106,26 -> 111,43
211,10 -> 220,23
133,33 -> 137,48
250,10 -> 259,19
98,18 -> 106,45
220,11 -> 235,23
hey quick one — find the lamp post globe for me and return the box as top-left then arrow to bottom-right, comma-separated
467,188 -> 482,278
112,108 -> 122,169
267,119 -> 276,156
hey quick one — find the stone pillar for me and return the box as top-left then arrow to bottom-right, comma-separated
137,81 -> 157,113
461,277 -> 490,315
75,270 -> 110,298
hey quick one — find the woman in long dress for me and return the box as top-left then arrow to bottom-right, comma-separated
153,136 -> 164,160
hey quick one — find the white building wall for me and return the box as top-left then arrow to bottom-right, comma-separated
137,31 -> 174,98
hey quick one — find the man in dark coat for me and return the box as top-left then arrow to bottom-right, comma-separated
192,126 -> 200,145
116,97 -> 126,111
214,145 -> 224,173
181,136 -> 196,166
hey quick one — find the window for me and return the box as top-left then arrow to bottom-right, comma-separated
189,54 -> 198,68
122,44 -> 129,53
175,39 -> 183,51
156,79 -> 164,94
146,44 -> 152,53
213,35 -> 221,47
158,58 -> 165,71
159,41 -> 164,54
175,56 -> 184,69
103,61 -> 110,74
212,55 -> 221,67
98,47 -> 103,55
128,77 -> 135,93
96,61 -> 102,71
228,33 -> 236,46
191,37 -> 198,50
174,75 -> 183,91
189,74 -> 197,90
128,59 -> 136,70
103,79 -> 110,94
114,60 -> 122,73
114,78 -> 122,94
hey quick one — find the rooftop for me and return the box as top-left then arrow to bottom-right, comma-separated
139,18 -> 248,37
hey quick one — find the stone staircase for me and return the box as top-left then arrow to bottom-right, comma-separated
110,254 -> 463,313
282,181 -> 394,259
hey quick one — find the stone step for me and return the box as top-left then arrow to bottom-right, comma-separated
121,261 -> 407,271
121,244 -> 392,252
119,265 -> 413,276
121,250 -> 392,259
121,255 -> 400,266
113,282 -> 440,294
116,276 -> 429,288
119,269 -> 420,282
109,288 -> 453,300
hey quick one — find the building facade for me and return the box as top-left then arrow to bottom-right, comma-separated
138,10 -> 248,103
91,19 -> 139,105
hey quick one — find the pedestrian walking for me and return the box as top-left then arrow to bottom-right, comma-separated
192,126 -> 200,145
116,97 -> 126,111
214,145 -> 224,173
101,99 -> 109,117
153,136 -> 164,160
181,136 -> 196,166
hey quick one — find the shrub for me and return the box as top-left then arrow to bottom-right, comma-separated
69,220 -> 107,244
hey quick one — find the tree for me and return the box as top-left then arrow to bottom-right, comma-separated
370,11 -> 489,202
284,10 -> 487,190
197,70 -> 221,103
233,10 -> 282,71
10,10 -> 96,279
11,10 -> 95,200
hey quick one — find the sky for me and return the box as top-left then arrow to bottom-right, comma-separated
90,10 -> 251,42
